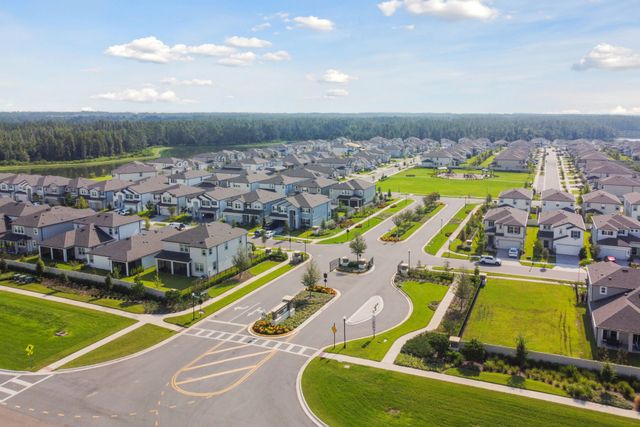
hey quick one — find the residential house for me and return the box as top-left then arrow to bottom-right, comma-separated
598,176 -> 640,199
537,210 -> 585,256
156,185 -> 204,217
38,225 -> 113,263
73,212 -> 144,240
591,214 -> 640,260
540,189 -> 576,212
168,170 -> 213,186
497,188 -> 533,212
155,222 -> 247,278
329,179 -> 376,208
146,157 -> 189,175
222,189 -> 286,227
582,190 -> 621,216
483,206 -> 527,250
112,161 -> 158,182
87,226 -> 181,276
270,193 -> 332,229
116,176 -> 174,213
492,147 -> 531,172
189,187 -> 249,221
623,192 -> 640,221
586,262 -> 640,353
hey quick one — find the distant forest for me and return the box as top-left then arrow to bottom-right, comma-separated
1,112 -> 639,163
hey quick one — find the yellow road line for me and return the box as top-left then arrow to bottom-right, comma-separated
205,343 -> 249,356
175,365 -> 256,386
183,350 -> 271,372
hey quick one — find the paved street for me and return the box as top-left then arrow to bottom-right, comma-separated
539,148 -> 562,192
1,195 -> 584,426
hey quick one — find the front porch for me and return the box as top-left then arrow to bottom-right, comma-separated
598,328 -> 640,353
155,250 -> 192,277
39,245 -> 75,263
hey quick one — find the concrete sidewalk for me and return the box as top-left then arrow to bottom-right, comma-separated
435,204 -> 480,258
321,353 -> 640,421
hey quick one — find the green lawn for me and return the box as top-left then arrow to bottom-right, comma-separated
326,281 -> 448,361
164,262 -> 296,328
318,217 -> 383,244
445,367 -> 569,397
0,291 -> 135,371
379,167 -> 530,197
463,279 -> 593,358
424,204 -> 478,255
382,204 -> 445,241
60,324 -> 175,369
522,225 -> 538,260
123,267 -> 196,291
248,260 -> 280,276
302,358 -> 636,427
1,280 -> 145,314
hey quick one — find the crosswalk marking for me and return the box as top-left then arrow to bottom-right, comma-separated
185,327 -> 317,358
0,375 -> 52,403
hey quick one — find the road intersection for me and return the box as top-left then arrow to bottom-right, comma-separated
2,192 -> 586,426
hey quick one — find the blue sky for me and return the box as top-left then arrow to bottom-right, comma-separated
1,0 -> 639,114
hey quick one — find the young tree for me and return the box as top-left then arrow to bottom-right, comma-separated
349,233 -> 367,260
461,338 -> 486,363
112,265 -> 121,279
131,276 -> 145,300
261,231 -> 268,245
515,334 -> 528,368
74,196 -> 89,209
104,273 -> 113,292
144,218 -> 151,230
533,239 -> 543,259
168,206 -> 176,218
233,246 -> 252,279
153,270 -> 163,289
600,361 -> 616,384
455,273 -> 472,309
541,248 -> 550,264
301,260 -> 321,290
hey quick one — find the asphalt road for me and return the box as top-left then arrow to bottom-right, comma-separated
2,195 -> 583,426
541,148 -> 562,192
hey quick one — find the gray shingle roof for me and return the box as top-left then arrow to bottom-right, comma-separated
162,222 -> 246,249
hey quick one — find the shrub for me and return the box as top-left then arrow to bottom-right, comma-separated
565,383 -> 595,400
461,338 -> 486,363
515,334 -> 528,368
401,332 -> 449,359
616,381 -> 636,400
600,362 -> 616,384
35,258 -> 45,278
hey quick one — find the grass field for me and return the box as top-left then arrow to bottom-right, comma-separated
326,281 -> 448,361
382,204 -> 445,241
61,324 -> 175,369
164,262 -> 296,328
0,291 -> 135,370
248,260 -> 280,276
424,204 -> 477,255
445,367 -> 569,397
302,358 -> 636,427
379,167 -> 530,197
463,279 -> 593,358
318,218 -> 383,244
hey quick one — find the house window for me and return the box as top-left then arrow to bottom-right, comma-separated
14,226 -> 24,234
179,244 -> 189,253
209,248 -> 213,255
33,229 -> 38,236
507,226 -> 519,234
487,220 -> 495,227
599,286 -> 607,295
602,230 -> 614,236
570,230 -> 580,238
195,263 -> 204,273
212,261 -> 217,271
224,242 -> 228,250
201,249 -> 206,256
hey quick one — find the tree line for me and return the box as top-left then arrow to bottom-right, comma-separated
0,112 -> 639,163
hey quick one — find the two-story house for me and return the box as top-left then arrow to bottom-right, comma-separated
112,161 -> 158,182
222,189 -> 286,227
587,262 -> 640,353
623,192 -> 640,221
329,179 -> 376,208
537,210 -> 585,255
155,222 -> 247,278
270,193 -> 332,229
540,189 -> 576,212
591,214 -> 640,260
155,185 -> 204,217
168,170 -> 213,186
497,188 -> 533,212
116,177 -> 174,213
598,176 -> 640,199
582,190 -> 621,216
189,187 -> 249,221
483,206 -> 527,250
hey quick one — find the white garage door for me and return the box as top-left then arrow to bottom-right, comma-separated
554,243 -> 581,256
599,245 -> 630,260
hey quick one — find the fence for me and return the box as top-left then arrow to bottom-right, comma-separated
467,341 -> 640,379
5,259 -> 166,298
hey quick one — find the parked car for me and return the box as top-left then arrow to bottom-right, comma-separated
479,255 -> 502,266
264,230 -> 275,239
604,256 -> 617,263
254,229 -> 262,238
169,222 -> 186,230
508,248 -> 519,258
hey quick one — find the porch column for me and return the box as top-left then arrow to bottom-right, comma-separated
50,247 -> 54,260
186,262 -> 190,278
63,249 -> 67,263
170,261 -> 174,275
629,333 -> 634,352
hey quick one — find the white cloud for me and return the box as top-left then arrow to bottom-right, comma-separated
378,0 -> 499,21
397,24 -> 416,30
320,69 -> 358,84
611,106 -> 640,115
262,50 -> 292,61
251,22 -> 271,32
105,36 -> 235,63
293,16 -> 335,31
217,52 -> 257,67
378,0 -> 403,16
325,89 -> 349,98
92,88 -> 182,103
161,77 -> 214,86
572,44 -> 640,71
80,106 -> 96,112
225,36 -> 272,48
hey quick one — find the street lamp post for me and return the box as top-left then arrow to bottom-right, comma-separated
343,316 -> 347,348
408,250 -> 411,270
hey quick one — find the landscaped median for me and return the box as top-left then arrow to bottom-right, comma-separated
424,204 -> 479,255
164,259 -> 301,328
0,290 -> 135,371
301,358 -> 637,427
381,193 -> 443,242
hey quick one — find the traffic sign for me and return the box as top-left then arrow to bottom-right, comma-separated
25,344 -> 34,356
331,323 -> 337,334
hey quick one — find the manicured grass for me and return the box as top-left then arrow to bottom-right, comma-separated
326,281 -> 448,361
379,167 -> 530,197
90,175 -> 113,182
522,225 -> 538,260
445,367 -> 569,397
164,262 -> 296,328
463,279 -> 593,358
124,267 -> 196,291
442,251 -> 471,260
0,291 -> 135,371
302,358 -> 636,427
424,204 -> 478,255
1,281 -> 145,314
382,204 -> 445,241
480,152 -> 498,168
378,198 -> 414,217
60,324 -> 175,369
318,218 -> 383,244
248,260 -> 280,276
